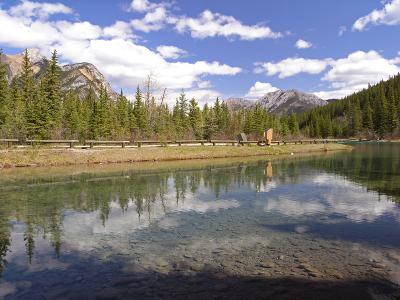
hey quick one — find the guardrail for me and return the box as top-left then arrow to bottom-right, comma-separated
0,139 -> 19,148
85,140 -> 130,148
26,139 -> 79,148
0,138 -> 354,148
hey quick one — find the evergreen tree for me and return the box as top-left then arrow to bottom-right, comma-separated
350,98 -> 362,136
288,113 -> 300,136
115,90 -> 130,138
4,80 -> 26,139
43,50 -> 62,137
0,50 -> 9,129
362,98 -> 373,132
188,98 -> 203,138
133,86 -> 148,135
62,91 -> 80,138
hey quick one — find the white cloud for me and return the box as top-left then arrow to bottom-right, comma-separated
128,1 -> 282,40
131,6 -> 168,32
174,10 -> 282,40
56,21 -> 102,40
315,50 -> 400,99
130,0 -> 164,13
0,2 -> 242,105
9,0 -> 73,20
256,50 -> 400,100
295,39 -> 312,49
255,57 -> 331,78
0,10 -> 60,48
353,0 -> 400,31
156,45 -> 186,59
167,88 -> 221,105
322,50 -> 399,88
245,81 -> 279,99
103,21 -> 135,39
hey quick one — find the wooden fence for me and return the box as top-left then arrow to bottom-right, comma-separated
0,138 -> 355,149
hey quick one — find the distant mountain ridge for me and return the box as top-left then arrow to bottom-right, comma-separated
226,89 -> 327,115
2,49 -> 326,114
1,49 -> 116,99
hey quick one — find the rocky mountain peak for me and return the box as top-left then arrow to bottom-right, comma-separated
1,49 -> 116,99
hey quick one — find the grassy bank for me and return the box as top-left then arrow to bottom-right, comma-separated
0,143 -> 352,169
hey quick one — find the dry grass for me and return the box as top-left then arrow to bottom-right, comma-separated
0,143 -> 352,169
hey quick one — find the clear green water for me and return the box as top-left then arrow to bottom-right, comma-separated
0,143 -> 399,299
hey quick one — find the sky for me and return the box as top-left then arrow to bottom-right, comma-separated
0,0 -> 400,105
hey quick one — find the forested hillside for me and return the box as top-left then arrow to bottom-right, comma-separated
299,74 -> 400,138
0,50 -> 300,141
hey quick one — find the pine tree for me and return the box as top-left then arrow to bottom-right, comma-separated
362,98 -> 373,132
188,98 -> 203,138
288,113 -> 300,136
62,91 -> 80,138
350,98 -> 362,136
95,86 -> 113,138
0,49 -> 9,129
43,50 -> 62,137
133,86 -> 148,135
374,86 -> 388,136
387,83 -> 399,135
20,49 -> 35,104
202,103 -> 216,139
115,90 -> 130,138
4,80 -> 26,139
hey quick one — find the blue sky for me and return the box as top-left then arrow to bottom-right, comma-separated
1,0 -> 400,103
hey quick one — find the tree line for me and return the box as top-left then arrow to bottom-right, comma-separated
0,49 -> 300,141
299,74 -> 400,138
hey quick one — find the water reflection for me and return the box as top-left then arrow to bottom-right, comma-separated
0,144 -> 399,298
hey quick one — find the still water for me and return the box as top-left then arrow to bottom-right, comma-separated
0,144 -> 399,299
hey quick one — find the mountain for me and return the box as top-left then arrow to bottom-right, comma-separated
226,89 -> 327,115
225,97 -> 252,111
1,49 -> 116,99
257,89 -> 327,114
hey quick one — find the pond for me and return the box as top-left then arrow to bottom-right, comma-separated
0,143 -> 399,299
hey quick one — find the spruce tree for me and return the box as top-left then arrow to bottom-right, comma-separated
288,113 -> 300,136
133,86 -> 148,135
4,80 -> 26,139
63,91 -> 80,138
362,98 -> 373,132
0,49 -> 9,129
188,98 -> 203,138
115,90 -> 130,138
43,50 -> 62,137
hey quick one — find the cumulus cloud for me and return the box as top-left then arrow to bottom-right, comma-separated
316,50 -> 400,99
256,50 -> 400,99
131,6 -> 169,32
130,0 -> 165,13
9,0 -> 73,19
353,0 -> 400,31
103,21 -> 135,39
295,39 -> 312,49
255,57 -> 331,78
245,81 -> 279,99
156,45 -> 186,59
129,0 -> 283,40
174,10 -> 282,40
0,1 -> 242,104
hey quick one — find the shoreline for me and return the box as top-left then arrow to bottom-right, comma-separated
0,143 -> 352,169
